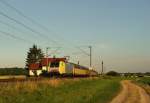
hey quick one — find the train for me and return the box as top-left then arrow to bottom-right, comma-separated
29,58 -> 98,77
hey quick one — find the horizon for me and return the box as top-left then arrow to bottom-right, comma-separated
0,0 -> 150,73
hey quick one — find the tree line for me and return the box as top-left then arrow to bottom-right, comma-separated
0,45 -> 44,75
0,67 -> 28,75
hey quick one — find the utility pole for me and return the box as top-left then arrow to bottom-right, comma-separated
46,47 -> 49,71
101,61 -> 104,75
89,46 -> 92,67
77,45 -> 92,68
78,61 -> 80,65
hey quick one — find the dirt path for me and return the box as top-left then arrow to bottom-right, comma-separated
110,80 -> 150,103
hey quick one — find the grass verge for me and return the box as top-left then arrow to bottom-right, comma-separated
134,77 -> 150,95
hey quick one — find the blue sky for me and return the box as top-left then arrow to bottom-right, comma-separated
0,0 -> 150,73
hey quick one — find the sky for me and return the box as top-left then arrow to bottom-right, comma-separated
0,0 -> 150,73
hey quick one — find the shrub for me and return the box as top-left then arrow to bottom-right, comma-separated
106,71 -> 120,76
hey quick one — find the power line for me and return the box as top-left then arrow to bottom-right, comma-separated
0,0 -> 86,50
0,0 -> 60,45
0,11 -> 58,45
0,0 -> 95,67
0,0 -> 51,33
77,47 -> 90,56
0,0 -> 91,53
0,20 -> 56,46
0,30 -> 33,44
0,11 -> 38,37
0,20 -> 34,39
0,9 -> 77,59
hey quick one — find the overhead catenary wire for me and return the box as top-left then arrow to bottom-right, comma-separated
77,47 -> 90,56
0,11 -> 91,66
0,20 -> 35,39
0,0 -> 87,50
0,0 -> 60,45
0,0 -> 51,33
0,0 -> 94,67
0,20 -> 55,46
0,11 -> 59,45
0,0 -> 91,53
0,30 -> 33,44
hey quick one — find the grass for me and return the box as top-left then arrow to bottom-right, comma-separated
136,77 -> 150,85
135,77 -> 150,95
0,77 -> 121,103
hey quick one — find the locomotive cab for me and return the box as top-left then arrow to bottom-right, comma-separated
49,62 -> 60,74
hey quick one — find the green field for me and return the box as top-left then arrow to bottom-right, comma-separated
0,77 -> 121,103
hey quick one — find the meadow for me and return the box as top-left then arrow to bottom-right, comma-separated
0,77 -> 121,103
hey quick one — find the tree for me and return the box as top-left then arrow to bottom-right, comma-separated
25,45 -> 44,69
106,71 -> 120,76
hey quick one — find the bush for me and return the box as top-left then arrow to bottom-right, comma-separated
106,71 -> 120,76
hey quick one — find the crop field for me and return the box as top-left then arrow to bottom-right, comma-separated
0,77 -> 121,103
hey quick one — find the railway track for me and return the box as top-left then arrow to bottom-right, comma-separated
0,75 -> 42,82
0,75 -> 98,83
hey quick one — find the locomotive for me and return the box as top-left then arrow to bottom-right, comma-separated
29,58 -> 98,77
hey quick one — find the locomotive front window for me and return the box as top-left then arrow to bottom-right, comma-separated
50,62 -> 59,67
